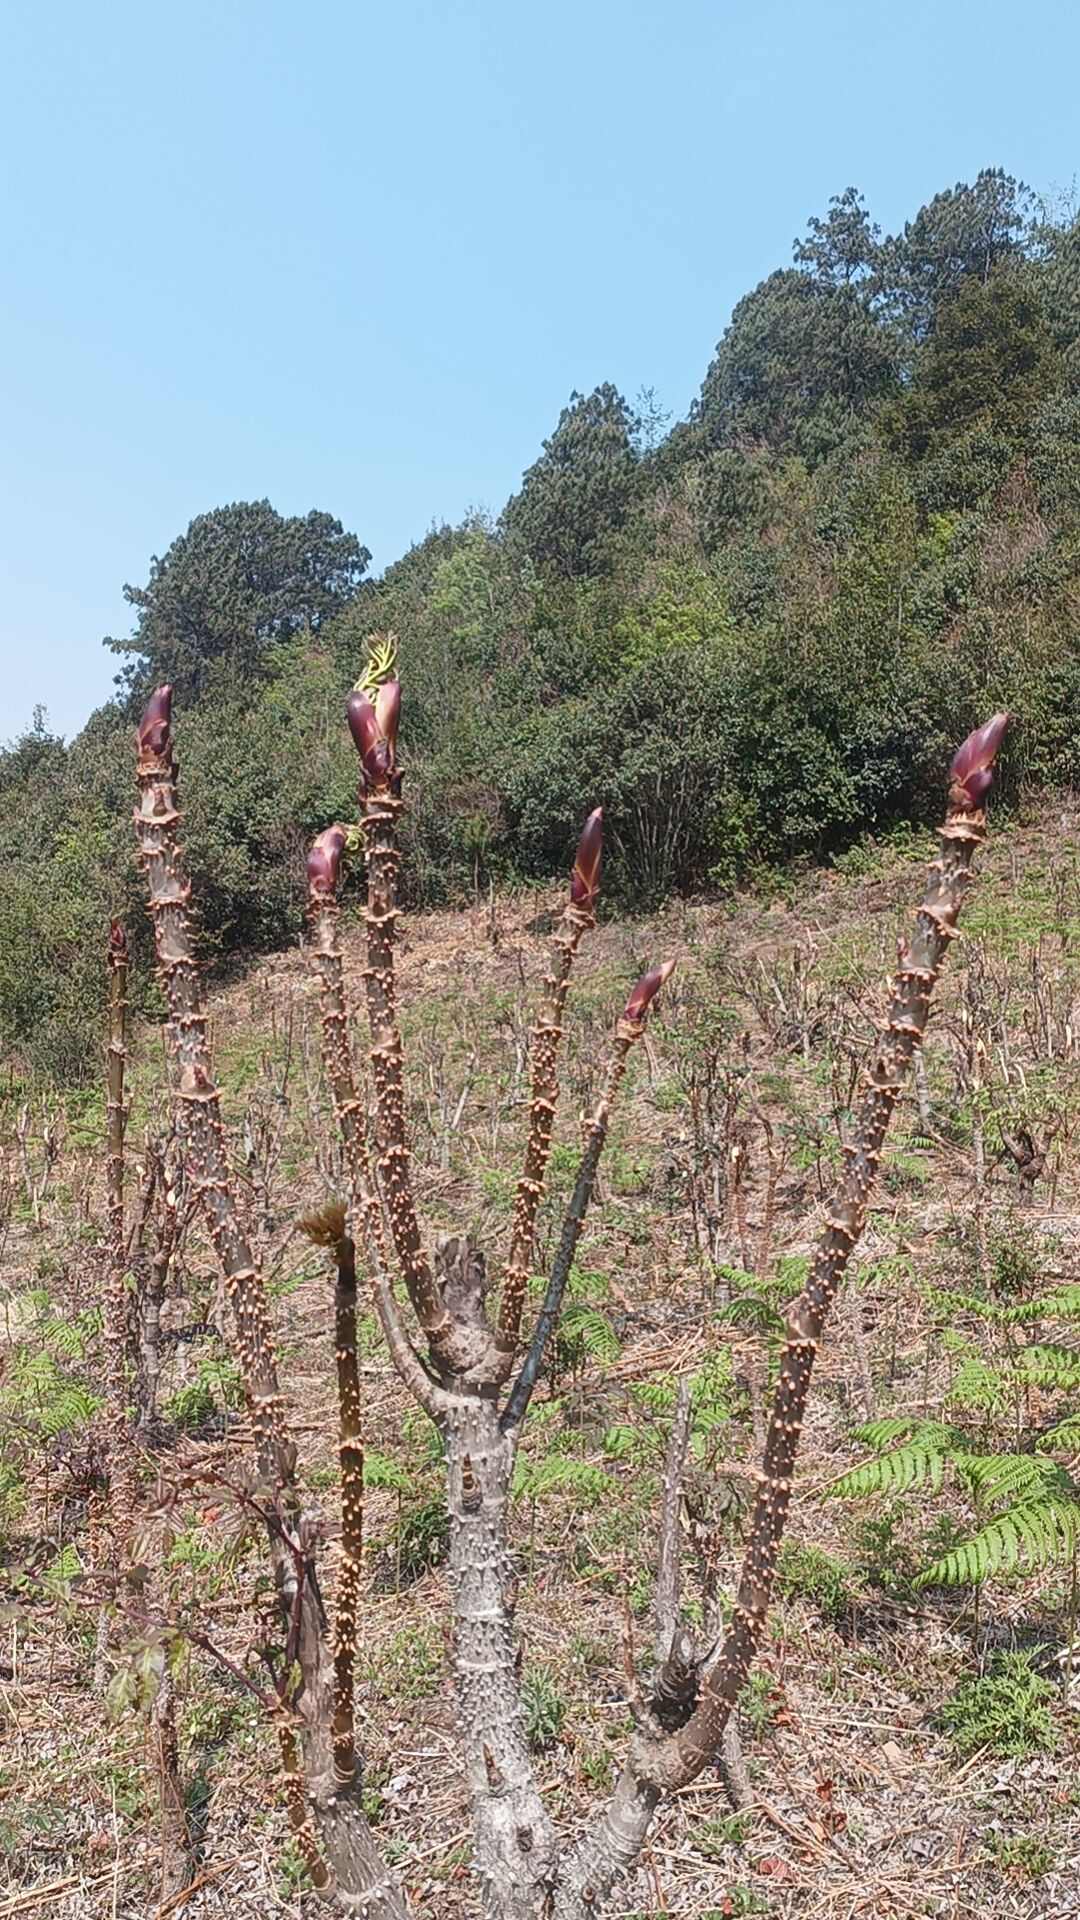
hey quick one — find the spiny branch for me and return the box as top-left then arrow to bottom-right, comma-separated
134,687 -> 409,1917
133,688 -> 290,1480
349,683 -> 456,1362
104,918 -> 138,1531
502,963 -> 675,1434
498,808 -> 603,1351
306,830 -> 443,1414
552,714 -> 1009,1916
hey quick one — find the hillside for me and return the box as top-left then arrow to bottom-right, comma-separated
2,804 -> 1079,1917
3,166 -> 1080,1086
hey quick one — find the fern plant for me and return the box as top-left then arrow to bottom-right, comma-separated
833,1415 -> 1080,1588
549,1268 -> 622,1381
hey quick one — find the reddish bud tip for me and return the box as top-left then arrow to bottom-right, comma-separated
108,918 -> 128,960
571,807 -> 604,909
624,957 -> 677,1023
950,712 -> 1010,809
137,685 -> 173,757
307,824 -> 347,896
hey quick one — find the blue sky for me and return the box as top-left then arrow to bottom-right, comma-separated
2,0 -> 1076,740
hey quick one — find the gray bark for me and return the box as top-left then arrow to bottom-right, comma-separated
444,1396 -> 556,1915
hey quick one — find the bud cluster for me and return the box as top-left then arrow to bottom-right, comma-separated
347,680 -> 401,792
624,958 -> 677,1023
137,684 -> 174,759
949,711 -> 1009,810
306,824 -> 347,897
570,807 -> 603,912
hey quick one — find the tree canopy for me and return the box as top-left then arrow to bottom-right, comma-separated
106,499 -> 371,700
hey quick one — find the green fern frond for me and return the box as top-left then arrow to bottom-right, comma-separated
514,1454 -> 609,1504
45,1543 -> 82,1587
690,1352 -> 734,1423
712,1263 -> 758,1295
958,1452 -> 1064,1507
832,1444 -> 948,1499
631,1377 -> 676,1414
1039,1412 -> 1080,1453
716,1294 -> 785,1338
928,1287 -> 1042,1327
4,1347 -> 101,1437
950,1354 -> 1010,1413
916,1499 -> 1080,1588
566,1267 -> 611,1302
558,1303 -> 621,1365
1035,1285 -> 1080,1320
851,1416 -> 963,1452
602,1424 -> 642,1461
1009,1344 -> 1080,1391
38,1386 -> 101,1437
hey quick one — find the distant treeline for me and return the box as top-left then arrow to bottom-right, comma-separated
4,168 -> 1080,1080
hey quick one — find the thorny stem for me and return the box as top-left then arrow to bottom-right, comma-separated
104,921 -> 138,1532
133,727 -> 290,1479
307,879 -> 442,1413
501,1023 -> 637,1433
280,1721 -> 332,1894
665,813 -> 986,1784
553,765 -> 1003,1916
135,691 -> 408,1916
331,1229 -> 363,1787
359,792 -> 458,1365
498,902 -> 594,1350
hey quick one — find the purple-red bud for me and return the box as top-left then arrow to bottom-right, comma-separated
949,712 -> 1009,810
374,677 -> 401,756
347,690 -> 379,763
347,678 -> 401,788
137,685 -> 173,758
307,824 -> 347,896
624,958 -> 677,1023
571,807 -> 604,909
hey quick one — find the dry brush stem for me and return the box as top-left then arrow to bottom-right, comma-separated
102,920 -> 193,1896
551,716 -> 1008,1917
135,687 -> 407,1918
331,1229 -> 364,1790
